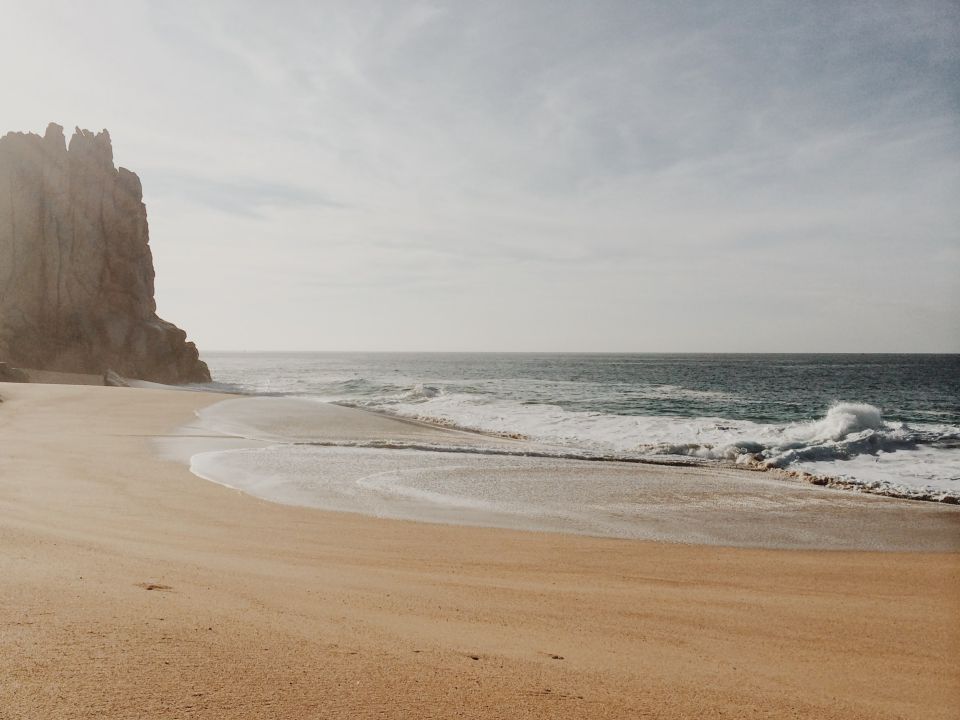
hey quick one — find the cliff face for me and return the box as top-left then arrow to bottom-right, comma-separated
0,123 -> 210,384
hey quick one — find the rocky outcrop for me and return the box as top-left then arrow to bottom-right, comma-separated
0,124 -> 210,384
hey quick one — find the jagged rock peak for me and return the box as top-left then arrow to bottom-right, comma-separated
0,123 -> 211,384
68,126 -> 114,168
43,122 -> 66,151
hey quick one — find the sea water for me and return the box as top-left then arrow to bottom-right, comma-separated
195,353 -> 960,502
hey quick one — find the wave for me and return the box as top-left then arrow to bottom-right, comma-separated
650,403 -> 928,465
388,383 -> 443,402
196,354 -> 960,504
346,397 -> 960,503
196,378 -> 960,504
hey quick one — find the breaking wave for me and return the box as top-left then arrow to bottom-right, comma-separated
653,403 -> 908,464
344,397 -> 960,503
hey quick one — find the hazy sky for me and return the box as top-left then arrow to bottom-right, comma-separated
3,1 -> 958,351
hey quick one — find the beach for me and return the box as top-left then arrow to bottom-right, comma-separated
2,381 -> 959,719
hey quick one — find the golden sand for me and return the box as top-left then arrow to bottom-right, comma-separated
1,382 -> 958,719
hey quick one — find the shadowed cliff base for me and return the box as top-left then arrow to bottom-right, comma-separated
0,123 -> 209,384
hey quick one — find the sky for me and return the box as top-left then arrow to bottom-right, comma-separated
2,0 -> 958,352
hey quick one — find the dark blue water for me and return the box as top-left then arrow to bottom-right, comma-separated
203,352 -> 959,425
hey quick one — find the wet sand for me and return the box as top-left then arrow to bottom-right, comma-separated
175,396 -> 960,550
1,382 -> 959,718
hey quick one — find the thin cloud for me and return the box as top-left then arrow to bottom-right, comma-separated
144,170 -> 345,218
2,0 -> 957,350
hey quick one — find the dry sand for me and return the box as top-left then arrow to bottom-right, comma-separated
19,369 -> 105,385
1,382 -> 959,719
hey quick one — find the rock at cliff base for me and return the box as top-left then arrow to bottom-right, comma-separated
103,369 -> 130,387
0,123 -> 210,384
0,362 -> 29,383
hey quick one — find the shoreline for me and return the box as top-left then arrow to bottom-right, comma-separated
173,375 -> 960,505
164,394 -> 960,550
2,381 -> 959,718
348,405 -> 960,505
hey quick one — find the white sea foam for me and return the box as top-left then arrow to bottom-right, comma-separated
197,353 -> 960,504
344,395 -> 959,502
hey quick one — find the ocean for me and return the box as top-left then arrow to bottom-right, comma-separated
196,352 -> 960,503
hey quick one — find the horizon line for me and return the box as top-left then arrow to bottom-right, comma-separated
198,349 -> 960,356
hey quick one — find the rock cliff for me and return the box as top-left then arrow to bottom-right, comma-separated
0,124 -> 210,384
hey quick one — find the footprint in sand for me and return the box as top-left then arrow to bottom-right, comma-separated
136,582 -> 173,591
537,651 -> 565,660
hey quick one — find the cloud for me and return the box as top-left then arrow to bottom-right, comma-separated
143,170 -> 344,218
2,0 -> 957,350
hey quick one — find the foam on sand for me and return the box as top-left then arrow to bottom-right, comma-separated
170,396 -> 960,551
352,394 -> 960,502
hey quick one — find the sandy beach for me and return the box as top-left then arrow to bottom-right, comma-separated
2,381 -> 959,719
